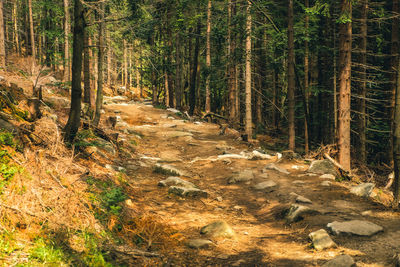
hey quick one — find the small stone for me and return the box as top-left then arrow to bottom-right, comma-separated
285,204 -> 319,223
200,221 -> 235,238
249,150 -> 272,160
124,199 -> 135,209
252,180 -> 278,192
243,231 -> 249,235
293,180 -> 305,185
168,186 -> 208,198
320,174 -> 336,180
327,220 -> 383,236
228,169 -> 254,184
216,196 -> 223,202
233,205 -> 243,210
264,163 -> 290,175
309,229 -> 336,250
350,183 -> 375,197
158,176 -> 196,188
216,254 -> 229,260
296,195 -> 312,204
186,239 -> 213,249
321,181 -> 332,187
322,255 -> 355,267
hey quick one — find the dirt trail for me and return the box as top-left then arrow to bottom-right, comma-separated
107,101 -> 400,267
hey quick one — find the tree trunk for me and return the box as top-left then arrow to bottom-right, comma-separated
189,18 -> 201,115
107,31 -> 112,85
390,0 -> 400,164
357,0 -> 368,163
175,33 -> 182,109
93,2 -> 105,127
28,0 -> 35,62
63,0 -> 70,81
205,0 -> 212,113
304,0 -> 310,154
338,0 -> 352,171
228,0 -> 237,124
245,0 -> 252,139
13,0 -> 20,55
393,59 -> 400,208
123,39 -> 128,88
64,0 -> 84,142
83,29 -> 91,105
0,0 -> 6,68
287,0 -> 296,150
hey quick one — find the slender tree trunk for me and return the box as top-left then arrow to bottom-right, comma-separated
390,0 -> 400,164
123,39 -> 128,88
175,33 -> 182,109
228,0 -> 237,123
357,0 -> 368,163
107,31 -> 112,85
338,0 -> 352,171
64,0 -> 84,142
28,0 -> 35,62
205,0 -> 212,113
245,0 -> 252,139
394,59 -> 400,208
0,0 -> 6,68
83,29 -> 91,105
304,0 -> 310,154
189,18 -> 201,115
13,0 -> 20,55
63,0 -> 70,81
93,2 -> 105,126
287,0 -> 296,150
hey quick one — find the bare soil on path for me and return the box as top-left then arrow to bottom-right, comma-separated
107,101 -> 400,267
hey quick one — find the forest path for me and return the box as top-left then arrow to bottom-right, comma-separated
106,100 -> 400,267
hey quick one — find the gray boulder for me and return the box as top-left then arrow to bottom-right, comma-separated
228,169 -> 254,184
154,163 -> 186,176
200,221 -> 235,238
308,160 -> 338,177
322,255 -> 355,267
327,220 -> 383,236
285,204 -> 319,223
350,183 -> 375,197
186,239 -> 213,249
168,186 -> 208,198
158,176 -> 196,188
309,229 -> 336,250
252,180 -> 278,192
296,195 -> 312,204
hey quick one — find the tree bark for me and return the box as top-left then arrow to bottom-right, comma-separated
13,0 -> 20,55
205,0 -> 212,113
63,0 -> 71,81
390,0 -> 399,164
245,0 -> 252,139
28,0 -> 35,62
304,0 -> 310,154
287,0 -> 296,150
93,2 -> 105,127
64,0 -> 85,142
338,0 -> 352,171
357,0 -> 368,163
228,0 -> 237,124
175,33 -> 182,109
83,29 -> 91,105
189,18 -> 201,115
0,0 -> 6,68
393,59 -> 400,208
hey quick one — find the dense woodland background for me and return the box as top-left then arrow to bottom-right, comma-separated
0,0 -> 399,204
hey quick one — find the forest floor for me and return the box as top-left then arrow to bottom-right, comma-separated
0,70 -> 399,266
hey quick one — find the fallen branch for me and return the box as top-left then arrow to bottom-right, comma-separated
323,153 -> 352,179
105,244 -> 160,258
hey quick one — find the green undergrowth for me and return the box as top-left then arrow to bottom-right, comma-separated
73,130 -> 106,149
0,131 -> 23,193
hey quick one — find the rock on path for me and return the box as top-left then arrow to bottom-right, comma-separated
309,229 -> 336,250
327,220 -> 383,236
322,255 -> 355,267
200,221 -> 235,239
